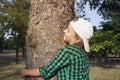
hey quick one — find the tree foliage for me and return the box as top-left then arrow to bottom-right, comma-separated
0,0 -> 30,50
90,30 -> 120,54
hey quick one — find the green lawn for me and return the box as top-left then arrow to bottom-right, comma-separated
0,53 -> 120,80
90,65 -> 120,80
0,60 -> 25,80
0,53 -> 25,80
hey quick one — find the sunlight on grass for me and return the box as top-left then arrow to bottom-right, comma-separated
90,65 -> 120,80
0,61 -> 25,80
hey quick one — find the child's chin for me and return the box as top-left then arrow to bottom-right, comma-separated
63,37 -> 69,45
64,40 -> 69,45
63,38 -> 67,42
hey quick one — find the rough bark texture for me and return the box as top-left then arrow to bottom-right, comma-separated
26,0 -> 74,80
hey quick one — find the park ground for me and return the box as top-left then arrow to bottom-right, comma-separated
0,52 -> 120,80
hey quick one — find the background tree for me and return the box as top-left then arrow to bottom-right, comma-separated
3,37 -> 15,49
90,30 -> 120,64
0,28 -> 5,53
0,0 -> 30,61
90,0 -> 120,55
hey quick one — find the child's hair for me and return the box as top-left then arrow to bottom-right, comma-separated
75,33 -> 80,40
72,18 -> 79,22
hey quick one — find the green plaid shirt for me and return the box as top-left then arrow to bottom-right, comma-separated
39,44 -> 90,80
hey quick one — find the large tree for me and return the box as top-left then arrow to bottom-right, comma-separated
26,0 -> 74,80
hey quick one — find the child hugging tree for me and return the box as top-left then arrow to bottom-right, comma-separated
21,18 -> 94,80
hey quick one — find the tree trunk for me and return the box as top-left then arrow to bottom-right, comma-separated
0,36 -> 3,53
15,36 -> 19,64
21,43 -> 25,58
26,0 -> 74,80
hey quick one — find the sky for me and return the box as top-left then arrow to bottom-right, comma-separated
74,1 -> 106,29
84,3 -> 104,29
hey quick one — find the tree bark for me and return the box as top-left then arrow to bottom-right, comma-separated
26,0 -> 74,80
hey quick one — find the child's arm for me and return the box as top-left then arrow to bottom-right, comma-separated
39,48 -> 70,79
21,48 -> 70,78
21,68 -> 40,77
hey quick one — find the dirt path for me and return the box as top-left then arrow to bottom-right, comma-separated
0,52 -> 25,63
0,53 -> 15,62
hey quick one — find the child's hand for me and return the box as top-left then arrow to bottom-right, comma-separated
21,68 -> 40,77
21,69 -> 27,78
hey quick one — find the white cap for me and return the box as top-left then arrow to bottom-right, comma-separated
70,18 -> 93,52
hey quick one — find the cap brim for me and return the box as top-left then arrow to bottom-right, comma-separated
76,33 -> 89,52
82,37 -> 90,52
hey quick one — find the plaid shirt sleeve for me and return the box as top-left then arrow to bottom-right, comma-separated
39,47 -> 70,79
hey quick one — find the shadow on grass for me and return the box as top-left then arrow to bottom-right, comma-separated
0,52 -> 25,67
0,55 -> 15,67
0,53 -> 25,80
90,58 -> 120,69
0,60 -> 13,67
0,69 -> 22,80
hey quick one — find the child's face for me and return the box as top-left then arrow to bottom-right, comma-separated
63,24 -> 82,44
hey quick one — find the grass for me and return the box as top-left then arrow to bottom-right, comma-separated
0,61 -> 25,80
0,53 -> 26,80
90,65 -> 120,80
0,53 -> 120,80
